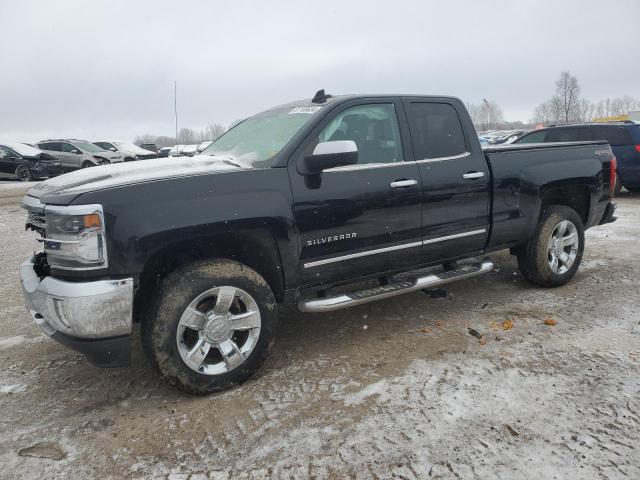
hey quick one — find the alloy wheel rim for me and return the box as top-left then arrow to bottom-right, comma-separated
176,286 -> 261,375
547,220 -> 579,274
18,167 -> 30,180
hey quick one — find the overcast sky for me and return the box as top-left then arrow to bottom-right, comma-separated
1,0 -> 639,142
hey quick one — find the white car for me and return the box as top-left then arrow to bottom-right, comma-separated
168,144 -> 199,157
196,140 -> 213,154
93,141 -> 157,161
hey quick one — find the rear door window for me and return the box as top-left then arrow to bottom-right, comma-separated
38,142 -> 61,152
591,125 -> 633,146
515,130 -> 546,143
408,103 -> 467,159
545,127 -> 591,142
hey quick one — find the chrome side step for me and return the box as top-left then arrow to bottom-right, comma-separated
298,259 -> 494,313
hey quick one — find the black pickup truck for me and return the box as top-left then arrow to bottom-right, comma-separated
19,91 -> 617,394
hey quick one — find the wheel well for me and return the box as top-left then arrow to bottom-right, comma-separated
541,184 -> 590,224
134,230 -> 286,322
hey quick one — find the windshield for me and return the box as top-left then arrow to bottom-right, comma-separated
5,143 -> 42,157
73,141 -> 105,153
201,106 -> 319,166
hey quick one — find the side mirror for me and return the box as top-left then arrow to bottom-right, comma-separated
71,149 -> 81,154
298,140 -> 358,175
109,147 -> 117,152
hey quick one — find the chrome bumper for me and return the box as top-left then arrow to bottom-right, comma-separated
20,256 -> 133,339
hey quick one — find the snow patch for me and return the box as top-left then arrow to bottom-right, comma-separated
1,384 -> 27,394
341,379 -> 389,406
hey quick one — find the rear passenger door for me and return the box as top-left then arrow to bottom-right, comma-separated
37,142 -> 65,167
404,99 -> 491,264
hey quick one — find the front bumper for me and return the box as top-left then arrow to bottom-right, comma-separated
32,164 -> 63,179
19,256 -> 133,367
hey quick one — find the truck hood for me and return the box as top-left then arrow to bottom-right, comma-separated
26,154 -> 249,200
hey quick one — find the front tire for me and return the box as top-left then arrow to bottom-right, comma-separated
516,205 -> 584,287
16,166 -> 33,182
142,259 -> 277,395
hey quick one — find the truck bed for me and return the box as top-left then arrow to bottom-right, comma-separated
483,140 -> 612,252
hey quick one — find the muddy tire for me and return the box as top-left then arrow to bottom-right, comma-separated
142,259 -> 277,395
516,205 -> 585,287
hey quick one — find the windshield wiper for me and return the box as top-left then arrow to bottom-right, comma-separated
222,159 -> 244,168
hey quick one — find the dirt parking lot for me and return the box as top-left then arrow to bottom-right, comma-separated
0,183 -> 639,479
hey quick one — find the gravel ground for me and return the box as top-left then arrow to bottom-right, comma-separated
0,189 -> 639,479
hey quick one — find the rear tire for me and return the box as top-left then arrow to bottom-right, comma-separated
516,205 -> 584,287
81,161 -> 95,168
142,259 -> 277,395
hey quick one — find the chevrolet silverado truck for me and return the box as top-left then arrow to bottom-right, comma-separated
19,91 -> 617,394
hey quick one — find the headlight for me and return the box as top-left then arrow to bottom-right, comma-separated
43,204 -> 108,270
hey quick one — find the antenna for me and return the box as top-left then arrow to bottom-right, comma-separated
312,89 -> 331,104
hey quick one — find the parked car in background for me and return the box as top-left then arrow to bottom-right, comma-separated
36,139 -> 125,170
0,143 -> 62,181
168,144 -> 199,157
93,141 -> 157,161
196,140 -> 213,154
140,143 -> 159,153
514,121 -> 640,193
478,130 -> 528,145
158,147 -> 172,158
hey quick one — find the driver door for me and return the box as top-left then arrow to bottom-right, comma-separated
288,99 -> 423,288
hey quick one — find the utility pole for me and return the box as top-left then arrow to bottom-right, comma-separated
174,80 -> 178,154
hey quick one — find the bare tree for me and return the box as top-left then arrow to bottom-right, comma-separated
555,71 -> 581,123
205,123 -> 227,141
467,99 -> 504,131
620,95 -> 639,114
134,134 -> 176,148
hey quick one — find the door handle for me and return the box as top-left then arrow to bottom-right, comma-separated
462,172 -> 484,180
390,179 -> 418,188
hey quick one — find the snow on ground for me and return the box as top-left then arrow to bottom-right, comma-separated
0,191 -> 638,479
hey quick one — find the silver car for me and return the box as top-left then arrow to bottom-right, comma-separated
36,139 -> 124,170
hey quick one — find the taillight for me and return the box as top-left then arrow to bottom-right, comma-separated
635,145 -> 640,153
610,155 -> 617,196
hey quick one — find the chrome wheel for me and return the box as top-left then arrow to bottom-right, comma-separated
176,286 -> 261,375
547,220 -> 579,274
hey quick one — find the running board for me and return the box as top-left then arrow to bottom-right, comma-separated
298,259 -> 494,313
